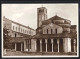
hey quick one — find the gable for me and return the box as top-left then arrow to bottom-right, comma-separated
43,23 -> 62,29
43,23 -> 63,34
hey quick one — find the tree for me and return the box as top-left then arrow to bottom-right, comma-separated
3,27 -> 12,49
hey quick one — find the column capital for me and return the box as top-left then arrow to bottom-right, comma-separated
51,39 -> 54,44
74,39 -> 76,44
51,38 -> 54,40
34,39 -> 37,41
57,39 -> 59,44
40,39 -> 42,44
45,39 -> 48,43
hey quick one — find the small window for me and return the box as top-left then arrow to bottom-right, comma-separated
21,29 -> 22,32
25,30 -> 26,33
29,31 -> 31,34
27,31 -> 28,34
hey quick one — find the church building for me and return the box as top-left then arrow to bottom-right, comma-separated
23,7 -> 77,53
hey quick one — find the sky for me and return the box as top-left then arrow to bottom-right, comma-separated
2,4 -> 78,29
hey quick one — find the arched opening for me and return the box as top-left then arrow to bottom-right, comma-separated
53,39 -> 58,52
16,43 -> 21,51
47,39 -> 52,52
47,29 -> 48,34
42,39 -> 46,52
37,39 -> 40,52
55,29 -> 57,34
15,33 -> 16,37
59,39 -> 63,52
71,39 -> 74,52
51,29 -> 53,34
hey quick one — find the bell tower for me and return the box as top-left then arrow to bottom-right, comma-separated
37,7 -> 47,28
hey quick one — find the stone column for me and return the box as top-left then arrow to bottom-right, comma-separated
63,38 -> 71,52
74,39 -> 76,53
68,38 -> 71,52
24,40 -> 26,51
51,39 -> 54,52
35,39 -> 37,51
45,39 -> 48,52
40,39 -> 42,52
57,39 -> 59,52
21,43 -> 23,51
15,43 -> 17,51
27,40 -> 28,51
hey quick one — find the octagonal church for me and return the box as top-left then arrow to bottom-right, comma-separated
6,7 -> 77,53
25,7 -> 77,53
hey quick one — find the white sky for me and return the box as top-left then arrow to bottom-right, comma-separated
2,4 -> 78,29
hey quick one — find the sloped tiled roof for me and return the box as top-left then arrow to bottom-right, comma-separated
31,33 -> 71,39
3,16 -> 35,30
48,15 -> 66,20
10,35 -> 31,43
42,15 -> 67,25
31,33 -> 77,39
10,37 -> 26,43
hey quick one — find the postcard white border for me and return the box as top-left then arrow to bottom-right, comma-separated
1,3 -> 79,58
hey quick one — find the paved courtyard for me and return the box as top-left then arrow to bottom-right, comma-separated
3,51 -> 77,56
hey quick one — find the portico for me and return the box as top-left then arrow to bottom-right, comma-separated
29,35 -> 74,53
11,35 -> 77,53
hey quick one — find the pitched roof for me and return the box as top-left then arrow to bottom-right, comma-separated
42,15 -> 68,25
3,16 -> 35,30
31,33 -> 71,39
48,15 -> 66,20
31,33 -> 77,39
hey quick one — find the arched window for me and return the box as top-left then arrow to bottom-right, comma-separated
13,26 -> 14,30
18,28 -> 20,32
51,29 -> 53,34
23,29 -> 24,33
55,29 -> 57,34
16,27 -> 17,31
21,29 -> 22,32
47,29 -> 48,34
